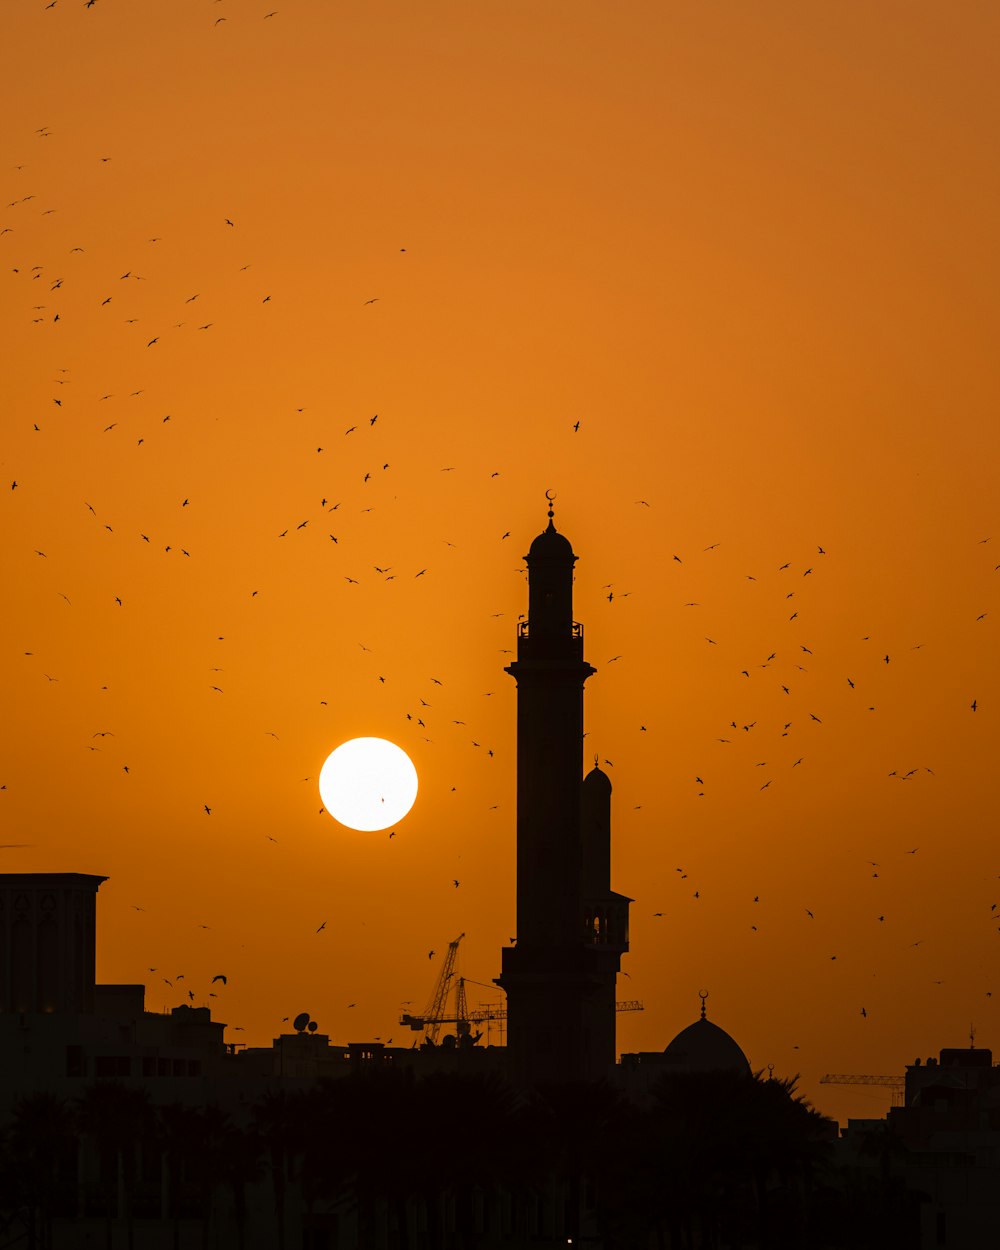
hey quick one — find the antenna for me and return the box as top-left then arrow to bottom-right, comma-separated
970,1022 -> 976,1049
292,1011 -> 310,1033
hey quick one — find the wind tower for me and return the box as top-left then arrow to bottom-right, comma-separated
496,498 -> 630,1084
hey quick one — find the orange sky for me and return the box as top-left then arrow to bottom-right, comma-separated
2,0 -> 998,1125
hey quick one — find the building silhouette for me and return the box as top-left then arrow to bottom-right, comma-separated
0,873 -> 105,1015
496,504 -> 631,1084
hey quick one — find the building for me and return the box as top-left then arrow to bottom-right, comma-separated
0,873 -> 105,1015
496,503 -> 632,1085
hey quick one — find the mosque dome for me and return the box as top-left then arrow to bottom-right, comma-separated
582,764 -> 612,793
528,518 -> 574,560
661,998 -> 751,1074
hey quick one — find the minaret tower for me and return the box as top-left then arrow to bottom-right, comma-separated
496,499 -> 630,1084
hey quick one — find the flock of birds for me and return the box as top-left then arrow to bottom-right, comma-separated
3,61 -> 998,1073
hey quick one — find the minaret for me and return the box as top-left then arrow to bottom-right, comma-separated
496,500 -> 630,1084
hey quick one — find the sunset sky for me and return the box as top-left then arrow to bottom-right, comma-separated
3,0 -> 998,1125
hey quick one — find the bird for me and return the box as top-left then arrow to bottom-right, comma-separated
316,922 -> 326,933
203,805 -> 211,815
428,950 -> 435,959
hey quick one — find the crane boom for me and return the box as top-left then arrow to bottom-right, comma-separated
463,997 -> 644,1023
399,934 -> 465,1043
820,1074 -> 904,1087
399,960 -> 644,1041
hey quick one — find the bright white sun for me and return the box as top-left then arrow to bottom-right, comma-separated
318,737 -> 418,831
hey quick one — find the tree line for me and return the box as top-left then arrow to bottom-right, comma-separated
0,1067 -> 920,1249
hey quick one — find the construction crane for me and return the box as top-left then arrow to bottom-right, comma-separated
399,934 -> 465,1044
820,1074 -> 905,1107
401,946 -> 645,1046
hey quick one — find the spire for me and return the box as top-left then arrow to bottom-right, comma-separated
545,488 -> 555,528
699,989 -> 709,1021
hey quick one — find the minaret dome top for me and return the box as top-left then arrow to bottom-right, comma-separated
527,494 -> 575,561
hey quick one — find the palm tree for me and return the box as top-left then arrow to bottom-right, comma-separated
642,1068 -> 835,1250
157,1101 -> 204,1249
251,1086 -> 299,1249
75,1080 -> 155,1250
218,1117 -> 265,1250
522,1077 -> 635,1247
5,1090 -> 78,1249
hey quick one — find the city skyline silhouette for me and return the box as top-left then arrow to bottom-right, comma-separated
2,3 -> 999,1131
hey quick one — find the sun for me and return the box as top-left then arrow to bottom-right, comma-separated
318,737 -> 418,831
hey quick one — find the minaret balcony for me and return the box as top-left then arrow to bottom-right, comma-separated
513,620 -> 586,664
583,895 -> 630,952
517,621 -> 584,640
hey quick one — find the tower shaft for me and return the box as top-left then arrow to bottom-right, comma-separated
496,510 -> 628,1085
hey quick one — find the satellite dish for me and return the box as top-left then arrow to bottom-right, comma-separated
292,1012 -> 309,1033
307,1020 -> 318,1033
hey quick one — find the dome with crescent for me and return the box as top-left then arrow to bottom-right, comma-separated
660,995 -> 751,1074
527,493 -> 575,561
